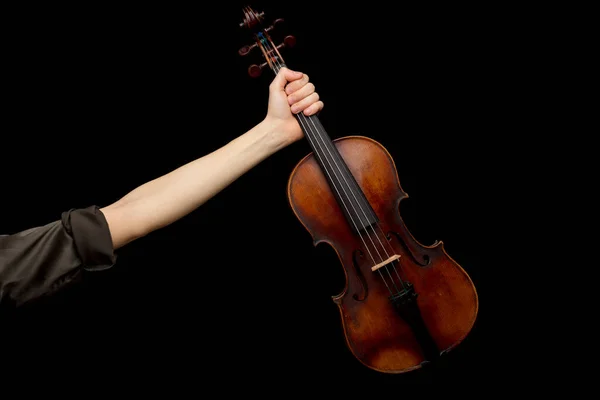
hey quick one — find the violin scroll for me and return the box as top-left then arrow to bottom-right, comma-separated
239,6 -> 264,29
238,6 -> 296,78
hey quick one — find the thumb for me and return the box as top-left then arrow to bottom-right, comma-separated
270,67 -> 303,91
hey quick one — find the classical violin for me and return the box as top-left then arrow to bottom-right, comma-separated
238,5 -> 478,374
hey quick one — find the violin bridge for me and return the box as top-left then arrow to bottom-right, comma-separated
371,255 -> 401,272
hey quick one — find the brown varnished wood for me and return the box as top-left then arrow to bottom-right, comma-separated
287,135 -> 479,374
237,4 -> 478,375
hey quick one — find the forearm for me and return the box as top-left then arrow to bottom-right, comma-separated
101,117 -> 291,249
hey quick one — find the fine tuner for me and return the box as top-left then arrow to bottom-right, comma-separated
238,6 -> 296,78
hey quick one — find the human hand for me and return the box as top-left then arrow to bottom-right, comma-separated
264,67 -> 324,145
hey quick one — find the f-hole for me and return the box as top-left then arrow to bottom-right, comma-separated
351,249 -> 368,301
388,232 -> 430,267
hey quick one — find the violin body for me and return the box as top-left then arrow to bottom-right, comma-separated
287,136 -> 478,373
238,5 -> 478,374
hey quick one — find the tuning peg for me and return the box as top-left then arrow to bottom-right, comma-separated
276,35 -> 296,50
248,62 -> 268,78
265,18 -> 285,32
238,43 -> 257,56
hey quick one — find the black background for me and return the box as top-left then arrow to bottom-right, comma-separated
0,0 -> 533,388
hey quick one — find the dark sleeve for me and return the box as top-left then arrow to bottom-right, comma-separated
0,205 -> 116,309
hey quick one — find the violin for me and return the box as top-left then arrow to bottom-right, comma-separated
238,5 -> 478,374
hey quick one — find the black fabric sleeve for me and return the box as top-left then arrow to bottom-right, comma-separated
0,205 -> 116,308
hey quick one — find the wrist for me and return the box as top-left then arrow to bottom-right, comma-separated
257,116 -> 297,152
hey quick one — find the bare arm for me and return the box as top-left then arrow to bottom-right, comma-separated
101,119 -> 293,249
100,68 -> 323,250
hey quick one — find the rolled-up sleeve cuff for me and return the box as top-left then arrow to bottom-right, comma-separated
61,206 -> 117,272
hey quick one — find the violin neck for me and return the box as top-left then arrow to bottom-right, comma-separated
294,111 -> 379,234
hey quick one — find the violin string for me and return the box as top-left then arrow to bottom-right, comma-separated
295,113 -> 401,288
265,43 -> 404,293
303,114 -> 407,290
276,76 -> 394,293
300,110 -> 406,291
291,72 -> 407,282
263,38 -> 404,295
